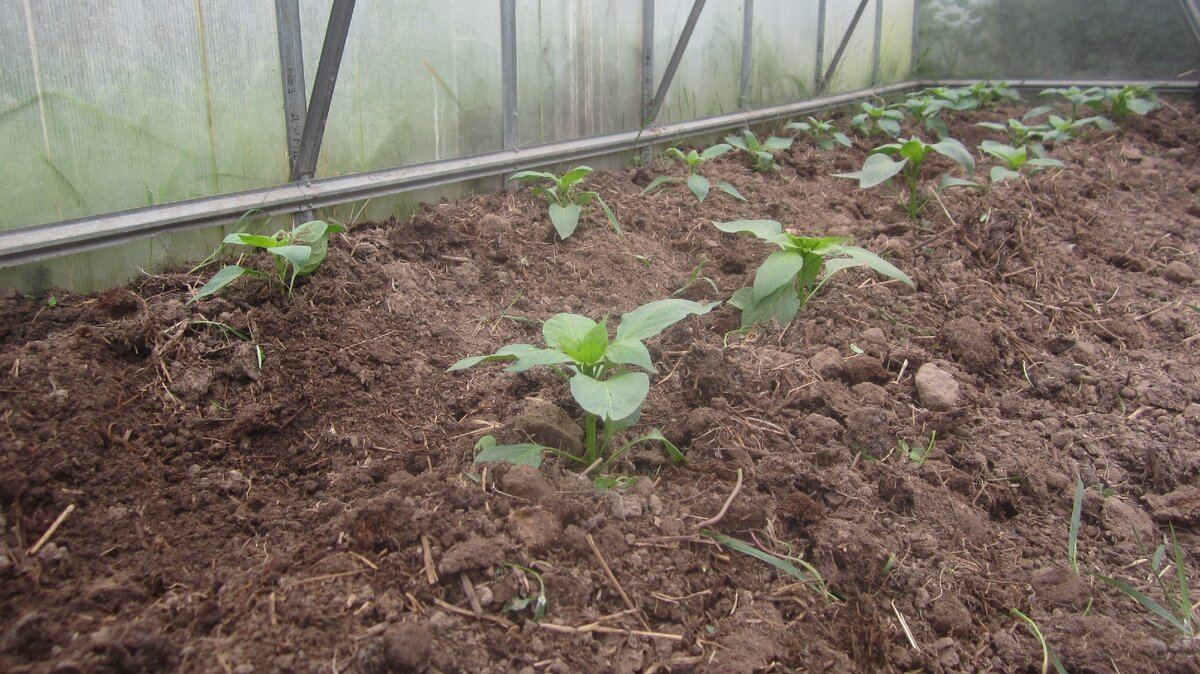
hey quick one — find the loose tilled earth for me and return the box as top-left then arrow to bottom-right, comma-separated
2,101 -> 1200,674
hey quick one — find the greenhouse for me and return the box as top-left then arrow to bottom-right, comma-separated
1,0 -> 1199,671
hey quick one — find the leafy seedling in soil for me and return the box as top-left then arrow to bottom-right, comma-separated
979,140 -> 1065,182
850,102 -> 904,138
1039,86 -> 1108,121
189,219 -> 345,303
1068,477 -> 1085,574
724,129 -> 793,172
713,219 -> 913,328
962,81 -> 1020,106
923,85 -> 984,112
900,94 -> 951,139
1038,115 -> 1114,145
788,117 -> 853,150
701,531 -> 839,601
672,257 -> 719,297
1011,608 -> 1070,674
450,298 -> 717,475
833,136 -> 980,221
508,166 -> 620,240
500,563 -> 548,621
898,430 -> 936,465
642,144 -> 746,203
975,117 -> 1052,152
1095,524 -> 1198,638
1104,84 -> 1161,122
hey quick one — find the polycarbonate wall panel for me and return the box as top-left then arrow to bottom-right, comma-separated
751,0 -> 820,106
823,0 -> 879,93
653,0 -> 744,124
879,0 -> 915,83
917,0 -> 1200,80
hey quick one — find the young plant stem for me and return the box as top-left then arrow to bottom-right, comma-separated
585,413 -> 598,465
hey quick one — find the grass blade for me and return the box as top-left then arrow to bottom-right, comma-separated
1094,573 -> 1191,634
1068,478 -> 1084,573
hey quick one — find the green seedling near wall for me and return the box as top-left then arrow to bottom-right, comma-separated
188,219 -> 345,303
642,144 -> 746,203
980,140 -> 1065,182
924,86 -> 983,112
1038,114 -> 1114,144
788,117 -> 853,150
713,219 -> 913,328
834,136 -> 980,221
975,118 -> 1050,151
1038,86 -> 1108,120
450,299 -> 717,475
1105,84 -> 1161,121
509,166 -> 620,240
963,81 -> 1019,106
1095,525 -> 1197,637
850,102 -> 904,138
725,129 -> 793,172
901,95 -> 951,138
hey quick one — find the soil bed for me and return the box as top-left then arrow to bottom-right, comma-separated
2,102 -> 1200,673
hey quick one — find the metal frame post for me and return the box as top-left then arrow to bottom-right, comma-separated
501,0 -> 518,149
275,0 -> 307,171
644,0 -> 706,125
640,0 -> 655,162
871,0 -> 883,84
739,0 -> 754,110
815,0 -> 827,92
819,0 -> 870,93
291,0 -> 356,188
910,0 -> 921,77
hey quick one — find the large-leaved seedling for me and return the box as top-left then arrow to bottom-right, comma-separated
449,299 -> 717,474
1038,114 -> 1114,144
642,144 -> 746,203
901,95 -> 951,139
1039,86 -> 1108,121
509,166 -> 619,240
980,140 -> 1065,182
713,219 -> 913,328
976,117 -> 1050,150
788,117 -> 853,150
189,219 -> 345,303
725,129 -> 793,172
1105,84 -> 1161,122
850,102 -> 904,138
833,136 -> 980,221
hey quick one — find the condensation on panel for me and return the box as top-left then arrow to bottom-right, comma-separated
515,0 -> 642,146
652,0 -> 743,124
823,0 -> 879,93
301,0 -> 503,181
750,0 -> 820,107
879,0 -> 915,83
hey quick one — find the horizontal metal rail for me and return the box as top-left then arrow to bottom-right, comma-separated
2,78 -> 1196,269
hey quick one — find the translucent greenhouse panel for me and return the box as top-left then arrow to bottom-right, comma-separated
515,0 -> 643,145
652,0 -> 743,124
822,0 -> 880,93
751,0 -> 820,106
918,0 -> 1200,80
879,0 -> 916,83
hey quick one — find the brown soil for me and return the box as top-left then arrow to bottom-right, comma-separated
2,101 -> 1200,674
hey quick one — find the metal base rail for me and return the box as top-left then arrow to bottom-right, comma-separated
1,78 -> 1196,269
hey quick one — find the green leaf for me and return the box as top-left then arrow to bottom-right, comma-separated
560,166 -> 593,186
509,170 -> 556,183
938,175 -> 985,191
715,181 -> 747,201
573,318 -> 610,365
701,143 -> 732,159
762,136 -> 793,151
615,298 -> 718,342
606,339 -> 655,372
1095,574 -> 1192,634
838,246 -> 915,287
446,349 -> 522,372
640,428 -> 685,464
931,137 -> 976,172
570,371 -> 649,421
738,282 -> 801,328
594,195 -> 621,234
786,122 -> 812,132
879,118 -> 902,137
833,132 -> 853,148
729,286 -> 752,310
990,166 -> 1022,182
474,436 -> 546,467
752,250 -> 806,303
687,173 -> 710,202
189,265 -> 251,304
500,345 -> 574,372
1022,104 -> 1056,120
269,245 -> 313,279
605,408 -> 642,434
548,203 -> 582,239
225,233 -> 284,249
641,175 -> 677,194
833,153 -> 907,189
702,531 -> 816,583
543,313 -> 598,352
713,219 -> 783,241
289,220 -> 332,245
724,134 -> 749,151
1069,478 -> 1084,572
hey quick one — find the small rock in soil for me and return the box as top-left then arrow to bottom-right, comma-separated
438,536 -> 504,575
1031,566 -> 1091,611
1144,484 -> 1200,524
809,346 -> 843,379
851,382 -> 888,405
940,317 -> 999,373
509,399 -> 583,454
500,464 -> 554,503
914,363 -> 960,411
168,365 -> 214,401
507,507 -> 562,551
1102,497 -> 1158,543
1163,260 -> 1196,284
844,406 -> 892,456
842,355 -> 889,384
930,596 -> 973,636
799,413 -> 843,443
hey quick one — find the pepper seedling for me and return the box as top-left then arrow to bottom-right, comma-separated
979,140 -> 1066,182
713,219 -> 913,328
449,299 -> 718,476
850,102 -> 904,138
833,136 -> 981,221
188,219 -> 345,303
642,144 -> 746,203
509,166 -> 620,240
788,117 -> 854,150
724,129 -> 793,172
